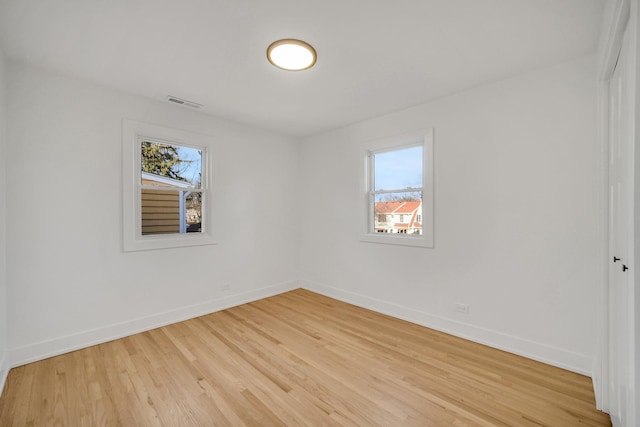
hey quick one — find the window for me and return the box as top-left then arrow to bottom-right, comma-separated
361,129 -> 434,248
123,120 -> 217,251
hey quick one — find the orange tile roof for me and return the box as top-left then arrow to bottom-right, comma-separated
374,201 -> 402,214
394,200 -> 421,213
374,200 -> 421,214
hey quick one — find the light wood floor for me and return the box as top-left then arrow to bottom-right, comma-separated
0,289 -> 610,426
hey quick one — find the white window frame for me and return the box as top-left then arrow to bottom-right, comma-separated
360,129 -> 434,248
122,120 -> 217,252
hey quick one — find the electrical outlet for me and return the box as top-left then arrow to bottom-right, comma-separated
222,282 -> 232,291
454,303 -> 469,314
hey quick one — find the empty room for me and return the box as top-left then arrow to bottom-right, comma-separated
0,0 -> 637,425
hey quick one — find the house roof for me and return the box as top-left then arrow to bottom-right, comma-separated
141,172 -> 194,189
374,201 -> 421,215
374,202 -> 402,214
394,201 -> 421,214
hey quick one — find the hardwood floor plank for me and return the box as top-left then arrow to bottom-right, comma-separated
0,289 -> 610,426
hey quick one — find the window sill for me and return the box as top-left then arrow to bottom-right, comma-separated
360,233 -> 433,248
123,232 -> 218,252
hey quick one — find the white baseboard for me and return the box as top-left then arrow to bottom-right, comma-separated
300,280 -> 592,375
9,280 -> 299,368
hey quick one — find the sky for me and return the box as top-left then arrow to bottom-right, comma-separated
176,146 -> 202,187
374,145 -> 423,191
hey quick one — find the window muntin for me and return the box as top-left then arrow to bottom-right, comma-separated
362,130 -> 433,248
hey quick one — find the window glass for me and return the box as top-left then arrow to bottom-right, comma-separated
139,140 -> 203,236
373,145 -> 423,191
370,146 -> 423,237
373,192 -> 423,236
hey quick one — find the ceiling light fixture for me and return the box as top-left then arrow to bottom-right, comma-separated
267,39 -> 317,71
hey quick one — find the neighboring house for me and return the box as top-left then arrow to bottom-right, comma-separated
141,172 -> 195,235
186,208 -> 200,223
374,200 -> 422,235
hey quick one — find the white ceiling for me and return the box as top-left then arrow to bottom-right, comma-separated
0,0 -> 605,137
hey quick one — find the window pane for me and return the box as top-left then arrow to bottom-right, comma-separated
141,189 -> 181,235
374,145 -> 422,191
373,192 -> 423,236
185,192 -> 202,233
140,141 -> 202,188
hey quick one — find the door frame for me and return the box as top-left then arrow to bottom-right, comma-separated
594,0 -> 637,423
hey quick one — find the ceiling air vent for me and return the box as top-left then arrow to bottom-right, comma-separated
166,96 -> 202,109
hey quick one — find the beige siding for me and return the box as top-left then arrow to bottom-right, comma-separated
141,189 -> 180,235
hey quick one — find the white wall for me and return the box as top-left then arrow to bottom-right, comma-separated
0,49 -> 8,390
6,62 -> 300,365
299,55 -> 599,374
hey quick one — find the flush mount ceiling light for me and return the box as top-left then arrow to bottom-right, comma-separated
267,39 -> 317,71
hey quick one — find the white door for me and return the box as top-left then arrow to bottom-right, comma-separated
607,23 -> 633,427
